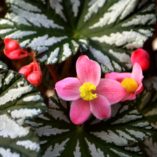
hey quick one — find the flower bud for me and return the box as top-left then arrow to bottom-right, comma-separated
19,61 -> 42,86
131,48 -> 150,71
4,38 -> 28,60
27,71 -> 42,87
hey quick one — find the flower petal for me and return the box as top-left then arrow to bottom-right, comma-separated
76,55 -> 101,86
136,83 -> 144,95
90,95 -> 111,119
105,72 -> 131,82
70,99 -> 91,125
131,63 -> 143,83
55,77 -> 81,101
97,79 -> 127,104
122,93 -> 136,101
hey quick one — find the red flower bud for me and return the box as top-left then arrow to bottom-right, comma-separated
4,38 -> 28,60
131,48 -> 150,71
19,61 -> 42,87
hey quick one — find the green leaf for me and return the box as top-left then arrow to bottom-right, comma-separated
0,68 -> 45,157
133,78 -> 157,157
0,0 -> 156,71
0,60 -> 8,69
32,96 -> 156,157
144,137 -> 157,157
136,77 -> 157,126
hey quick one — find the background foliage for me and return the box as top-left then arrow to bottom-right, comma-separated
0,0 -> 157,157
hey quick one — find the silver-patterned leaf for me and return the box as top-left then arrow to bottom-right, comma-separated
144,137 -> 157,157
0,0 -> 156,72
31,96 -> 156,157
0,61 -> 8,69
0,69 -> 45,157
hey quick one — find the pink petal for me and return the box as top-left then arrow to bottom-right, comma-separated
105,72 -> 131,82
90,95 -> 111,119
122,93 -> 136,101
131,63 -> 143,84
55,77 -> 81,101
97,79 -> 127,104
76,55 -> 101,86
135,83 -> 144,95
70,99 -> 91,125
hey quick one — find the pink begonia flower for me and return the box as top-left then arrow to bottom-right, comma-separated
131,48 -> 150,71
55,55 -> 126,125
105,63 -> 144,101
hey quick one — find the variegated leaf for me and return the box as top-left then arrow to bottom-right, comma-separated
132,78 -> 157,157
144,137 -> 157,157
136,77 -> 157,127
0,60 -> 7,69
0,0 -> 156,72
0,68 -> 45,157
31,96 -> 156,157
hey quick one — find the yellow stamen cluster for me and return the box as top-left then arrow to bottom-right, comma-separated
121,78 -> 138,93
79,82 -> 97,101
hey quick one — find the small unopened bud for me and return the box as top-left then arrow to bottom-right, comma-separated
4,38 -> 28,60
131,48 -> 150,71
19,61 -> 42,86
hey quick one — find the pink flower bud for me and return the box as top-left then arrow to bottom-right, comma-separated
4,38 -> 28,60
4,38 -> 20,51
131,48 -> 150,71
19,61 -> 42,87
27,71 -> 42,87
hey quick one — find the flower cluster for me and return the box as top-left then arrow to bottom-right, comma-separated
3,37 -> 150,125
3,38 -> 42,86
55,48 -> 150,125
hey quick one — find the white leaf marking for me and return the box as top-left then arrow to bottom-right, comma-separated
73,141 -> 81,157
43,139 -> 69,157
11,109 -> 41,119
0,85 -> 33,106
90,0 -> 138,28
92,130 -> 128,146
47,48 -> 60,64
23,95 -> 42,102
0,115 -> 29,139
70,0 -> 80,17
37,126 -> 69,136
86,138 -> 104,157
0,148 -> 19,157
84,0 -> 106,21
90,47 -> 113,71
92,31 -> 148,49
16,140 -> 40,151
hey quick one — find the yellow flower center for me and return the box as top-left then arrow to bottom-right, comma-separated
79,82 -> 97,101
121,78 -> 138,93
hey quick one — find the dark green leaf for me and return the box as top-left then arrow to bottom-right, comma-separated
32,95 -> 156,157
0,0 -> 156,72
0,69 -> 45,157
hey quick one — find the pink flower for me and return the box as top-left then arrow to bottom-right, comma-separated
105,63 -> 144,101
131,48 -> 150,71
55,55 -> 126,125
19,61 -> 42,87
4,38 -> 28,60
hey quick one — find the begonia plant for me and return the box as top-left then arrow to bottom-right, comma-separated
0,0 -> 156,157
